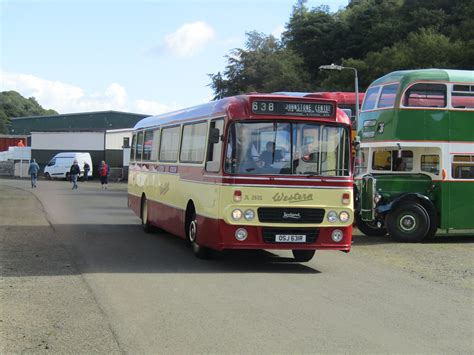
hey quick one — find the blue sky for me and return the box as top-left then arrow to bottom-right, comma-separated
1,0 -> 348,115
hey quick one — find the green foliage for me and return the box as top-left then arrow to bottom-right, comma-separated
0,91 -> 58,133
209,0 -> 473,98
208,31 -> 314,99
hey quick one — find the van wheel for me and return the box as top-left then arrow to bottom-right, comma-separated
65,172 -> 70,181
141,198 -> 153,233
187,212 -> 210,259
44,173 -> 51,180
292,250 -> 315,262
386,203 -> 430,242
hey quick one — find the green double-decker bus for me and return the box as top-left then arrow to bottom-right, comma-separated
354,69 -> 474,242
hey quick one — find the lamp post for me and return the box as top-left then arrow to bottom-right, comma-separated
318,64 -> 359,126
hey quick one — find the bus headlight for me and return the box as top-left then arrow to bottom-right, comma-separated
327,211 -> 337,223
244,209 -> 255,221
374,193 -> 382,204
231,209 -> 242,220
339,211 -> 350,223
331,229 -> 344,242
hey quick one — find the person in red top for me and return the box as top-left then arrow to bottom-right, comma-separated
99,160 -> 109,189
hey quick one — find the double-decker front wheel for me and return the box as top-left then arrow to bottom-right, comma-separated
386,203 -> 430,242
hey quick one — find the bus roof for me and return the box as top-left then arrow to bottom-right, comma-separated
134,94 -> 350,130
370,69 -> 474,89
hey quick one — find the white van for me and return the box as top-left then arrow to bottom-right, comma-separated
44,152 -> 93,180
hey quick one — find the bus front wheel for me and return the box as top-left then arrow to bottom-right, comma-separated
386,203 -> 430,242
292,250 -> 315,262
187,212 -> 210,259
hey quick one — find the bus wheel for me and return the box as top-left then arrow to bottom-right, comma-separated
187,212 -> 210,259
386,203 -> 430,242
292,250 -> 315,262
141,198 -> 153,233
355,213 -> 387,237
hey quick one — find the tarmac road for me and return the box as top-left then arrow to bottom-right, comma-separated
1,178 -> 473,354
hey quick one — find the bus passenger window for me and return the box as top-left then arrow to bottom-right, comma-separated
404,83 -> 447,108
452,155 -> 474,179
392,150 -> 413,171
142,130 -> 154,161
452,85 -> 474,109
150,129 -> 160,162
421,155 -> 440,175
180,122 -> 208,163
136,131 -> 144,161
159,126 -> 180,162
130,133 -> 136,162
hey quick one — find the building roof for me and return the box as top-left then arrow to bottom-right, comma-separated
9,110 -> 149,135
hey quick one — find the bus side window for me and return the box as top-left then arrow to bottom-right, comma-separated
421,155 -> 440,175
206,119 -> 224,172
404,83 -> 447,108
452,155 -> 474,179
136,131 -> 144,161
130,133 -> 136,162
452,85 -> 474,109
372,151 -> 391,171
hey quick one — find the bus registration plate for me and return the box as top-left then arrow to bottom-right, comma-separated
275,234 -> 306,243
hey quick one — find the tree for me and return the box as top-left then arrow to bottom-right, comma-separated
208,31 -> 314,99
0,91 -> 58,133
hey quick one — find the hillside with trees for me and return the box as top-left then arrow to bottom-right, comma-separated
0,91 -> 58,134
209,0 -> 473,98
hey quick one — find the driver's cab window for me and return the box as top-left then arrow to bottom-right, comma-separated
47,159 -> 56,167
372,150 -> 413,171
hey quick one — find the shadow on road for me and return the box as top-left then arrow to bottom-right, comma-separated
352,233 -> 474,246
2,224 -> 320,277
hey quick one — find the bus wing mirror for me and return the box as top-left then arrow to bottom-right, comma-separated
209,127 -> 221,144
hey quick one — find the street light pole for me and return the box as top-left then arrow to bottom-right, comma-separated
318,64 -> 360,126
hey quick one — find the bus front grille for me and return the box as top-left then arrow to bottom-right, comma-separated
262,228 -> 320,243
258,208 -> 325,223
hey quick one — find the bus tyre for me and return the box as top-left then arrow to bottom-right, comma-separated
292,250 -> 315,262
355,213 -> 387,237
187,213 -> 210,259
386,203 -> 430,243
141,198 -> 153,233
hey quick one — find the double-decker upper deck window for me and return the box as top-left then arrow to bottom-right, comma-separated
361,86 -> 380,111
404,83 -> 447,108
377,84 -> 399,108
180,121 -> 208,163
452,84 -> 474,109
452,155 -> 474,179
159,126 -> 180,162
142,130 -> 154,161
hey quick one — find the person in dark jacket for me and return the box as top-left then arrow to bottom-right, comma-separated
70,160 -> 80,190
28,158 -> 40,188
83,162 -> 90,182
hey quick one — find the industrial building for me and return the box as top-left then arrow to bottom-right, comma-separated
3,110 -> 149,179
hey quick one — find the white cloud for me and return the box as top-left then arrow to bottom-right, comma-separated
0,70 -> 180,115
272,25 -> 285,40
164,21 -> 215,57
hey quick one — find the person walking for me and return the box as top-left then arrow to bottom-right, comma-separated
28,158 -> 40,188
83,162 -> 90,182
99,160 -> 109,189
70,160 -> 80,190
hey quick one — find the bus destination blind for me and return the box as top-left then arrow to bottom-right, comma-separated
252,100 -> 334,117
